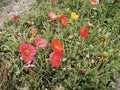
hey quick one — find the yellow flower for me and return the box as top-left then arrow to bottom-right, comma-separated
71,12 -> 79,20
29,37 -> 35,43
88,21 -> 94,27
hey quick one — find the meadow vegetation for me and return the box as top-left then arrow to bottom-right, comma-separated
0,0 -> 120,90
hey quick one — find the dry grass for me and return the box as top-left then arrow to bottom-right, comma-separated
0,60 -> 8,89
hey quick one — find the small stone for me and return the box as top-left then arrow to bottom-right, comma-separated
91,60 -> 95,64
86,54 -> 90,59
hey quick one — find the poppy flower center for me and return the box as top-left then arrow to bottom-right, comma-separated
32,31 -> 37,35
24,50 -> 30,55
37,42 -> 42,46
61,19 -> 65,24
55,45 -> 60,50
52,55 -> 57,60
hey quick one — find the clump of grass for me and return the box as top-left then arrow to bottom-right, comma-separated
0,0 -> 120,89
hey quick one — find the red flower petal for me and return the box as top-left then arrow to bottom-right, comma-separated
20,44 -> 36,65
49,50 -> 63,67
79,28 -> 88,37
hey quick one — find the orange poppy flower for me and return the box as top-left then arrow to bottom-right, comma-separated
30,29 -> 38,36
51,40 -> 64,52
88,21 -> 94,27
59,14 -> 68,26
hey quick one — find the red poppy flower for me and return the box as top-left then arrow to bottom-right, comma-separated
79,28 -> 88,37
13,14 -> 19,22
59,14 -> 68,26
49,50 -> 63,68
51,40 -> 64,52
20,44 -> 36,65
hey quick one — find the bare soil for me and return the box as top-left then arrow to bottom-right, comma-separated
0,0 -> 34,29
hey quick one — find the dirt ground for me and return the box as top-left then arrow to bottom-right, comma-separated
116,76 -> 120,90
0,0 -> 34,29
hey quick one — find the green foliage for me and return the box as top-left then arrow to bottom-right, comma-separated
0,0 -> 120,90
